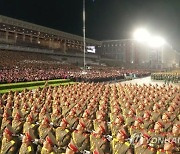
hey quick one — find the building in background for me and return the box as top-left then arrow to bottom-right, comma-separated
97,39 -> 180,69
0,15 -> 180,70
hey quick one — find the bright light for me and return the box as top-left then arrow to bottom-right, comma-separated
148,36 -> 165,48
133,28 -> 150,42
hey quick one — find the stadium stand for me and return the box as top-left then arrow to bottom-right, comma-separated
0,50 -> 150,83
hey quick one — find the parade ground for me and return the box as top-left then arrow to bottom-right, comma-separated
120,76 -> 180,87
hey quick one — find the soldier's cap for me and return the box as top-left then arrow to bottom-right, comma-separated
4,124 -> 15,136
163,112 -> 170,119
99,125 -> 105,133
143,133 -> 150,139
119,129 -> 127,138
93,149 -> 100,154
145,110 -> 151,116
156,121 -> 164,128
25,128 -> 36,141
3,108 -> 11,117
46,132 -> 57,146
27,113 -> 34,122
68,143 -> 78,152
136,117 -> 144,123
79,121 -> 86,128
70,109 -> 76,114
117,115 -> 124,121
62,118 -> 68,125
15,110 -> 23,119
44,114 -> 51,123
129,108 -> 135,113
84,109 -> 90,116
168,106 -> 175,111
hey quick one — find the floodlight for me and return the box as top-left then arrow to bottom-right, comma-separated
148,36 -> 165,48
133,28 -> 150,42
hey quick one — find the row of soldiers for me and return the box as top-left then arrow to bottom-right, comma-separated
151,73 -> 179,84
0,82 -> 179,153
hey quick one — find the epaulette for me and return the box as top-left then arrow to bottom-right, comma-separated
27,146 -> 32,152
125,142 -> 130,147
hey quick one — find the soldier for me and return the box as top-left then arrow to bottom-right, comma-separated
38,115 -> 54,140
0,125 -> 20,154
90,125 -> 109,153
159,112 -> 173,132
56,118 -> 71,152
1,110 -> 12,132
110,115 -> 127,138
21,103 -> 30,118
51,108 -> 62,128
23,113 -> 38,137
151,104 -> 162,122
93,112 -> 108,134
156,141 -> 176,154
134,133 -> 152,154
41,132 -> 58,154
142,111 -> 154,130
148,121 -> 166,149
129,117 -> 144,138
69,121 -> 90,152
124,108 -> 136,128
39,106 -> 49,123
12,112 -> 24,134
111,129 -> 133,154
136,104 -> 145,117
79,110 -> 93,132
66,109 -> 79,130
166,123 -> 180,153
19,128 -> 36,154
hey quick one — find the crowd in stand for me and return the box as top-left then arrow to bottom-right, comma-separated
0,83 -> 179,153
0,50 -> 150,83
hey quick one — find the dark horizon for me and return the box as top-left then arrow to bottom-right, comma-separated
0,0 -> 180,50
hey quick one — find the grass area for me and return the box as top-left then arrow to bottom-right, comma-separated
0,79 -> 75,94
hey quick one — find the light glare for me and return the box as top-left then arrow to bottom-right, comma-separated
148,36 -> 165,48
133,28 -> 150,42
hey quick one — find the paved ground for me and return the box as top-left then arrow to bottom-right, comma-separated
119,76 -> 180,87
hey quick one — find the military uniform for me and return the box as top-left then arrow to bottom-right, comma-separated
56,127 -> 71,151
19,130 -> 36,154
0,125 -> 20,154
70,129 -> 90,152
90,132 -> 108,153
38,123 -> 54,140
111,138 -> 132,154
41,133 -> 58,154
12,114 -> 24,134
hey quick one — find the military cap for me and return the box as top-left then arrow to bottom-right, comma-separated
46,132 -> 57,145
79,121 -> 86,128
4,124 -> 16,136
119,129 -> 127,138
68,143 -> 78,152
25,128 -> 36,141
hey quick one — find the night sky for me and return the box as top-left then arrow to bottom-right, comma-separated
0,0 -> 180,50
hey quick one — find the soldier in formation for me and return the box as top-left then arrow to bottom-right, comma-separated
0,82 -> 179,153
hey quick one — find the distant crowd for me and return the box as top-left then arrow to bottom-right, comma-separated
0,50 -> 150,83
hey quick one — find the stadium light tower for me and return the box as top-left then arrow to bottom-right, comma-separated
83,0 -> 86,70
